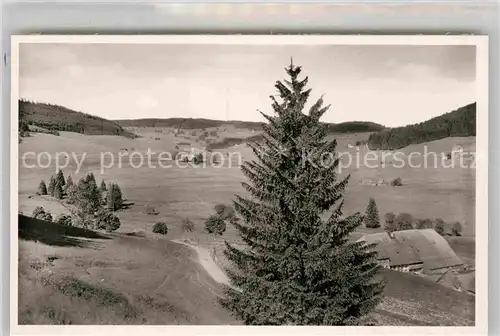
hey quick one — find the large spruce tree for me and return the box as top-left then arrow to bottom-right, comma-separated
221,62 -> 384,325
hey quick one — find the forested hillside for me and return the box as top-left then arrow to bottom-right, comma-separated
115,117 -> 385,134
368,103 -> 476,150
19,100 -> 136,137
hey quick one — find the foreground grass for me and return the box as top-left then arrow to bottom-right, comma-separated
18,217 -> 237,325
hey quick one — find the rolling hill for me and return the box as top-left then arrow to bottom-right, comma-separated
19,100 -> 136,138
368,103 -> 476,150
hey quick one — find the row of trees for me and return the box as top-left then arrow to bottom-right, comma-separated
36,170 -> 124,232
368,102 -> 476,150
364,198 -> 463,236
384,212 -> 463,236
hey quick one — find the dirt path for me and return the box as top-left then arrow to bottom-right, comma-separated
172,239 -> 232,287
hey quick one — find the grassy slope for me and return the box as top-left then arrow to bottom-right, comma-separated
371,269 -> 474,326
18,214 -> 474,326
18,215 -> 237,325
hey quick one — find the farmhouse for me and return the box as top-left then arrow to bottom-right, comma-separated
358,229 -> 463,274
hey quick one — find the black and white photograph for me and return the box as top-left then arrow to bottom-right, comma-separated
11,35 -> 488,333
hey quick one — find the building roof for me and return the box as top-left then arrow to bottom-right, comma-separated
358,229 -> 463,271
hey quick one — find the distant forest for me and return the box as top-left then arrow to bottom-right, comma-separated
19,100 -> 136,138
368,103 -> 476,150
115,118 -> 385,134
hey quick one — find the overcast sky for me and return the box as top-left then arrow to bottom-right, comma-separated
19,43 -> 476,127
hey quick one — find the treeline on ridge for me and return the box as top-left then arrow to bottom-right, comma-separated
368,103 -> 476,150
19,99 -> 137,138
117,118 -> 384,134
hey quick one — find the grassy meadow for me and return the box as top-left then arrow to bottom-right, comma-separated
17,125 -> 477,325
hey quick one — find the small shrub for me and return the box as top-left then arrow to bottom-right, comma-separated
55,214 -> 72,226
205,215 -> 226,235
193,153 -> 204,164
144,206 -> 159,216
32,206 -> 53,222
390,177 -> 403,187
214,204 -> 236,220
95,210 -> 121,232
434,218 -> 446,236
32,206 -> 46,219
152,222 -> 168,235
181,218 -> 195,232
451,221 -> 463,236
384,212 -> 396,233
395,213 -> 413,231
415,218 -> 433,230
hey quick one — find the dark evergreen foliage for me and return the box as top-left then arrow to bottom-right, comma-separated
106,183 -> 124,211
100,180 -> 107,192
434,218 -> 446,236
415,218 -> 433,230
77,174 -> 101,214
221,62 -> 384,325
395,213 -> 413,231
205,215 -> 226,235
56,169 -> 66,187
95,209 -> 121,232
55,214 -> 72,226
48,176 -> 56,197
18,99 -> 136,138
152,221 -> 169,235
54,180 -> 64,200
368,103 -> 476,150
390,177 -> 403,187
364,198 -> 380,228
38,180 -> 48,195
32,206 -> 52,222
66,175 -> 74,189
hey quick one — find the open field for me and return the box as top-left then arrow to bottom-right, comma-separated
19,129 -> 476,239
18,127 -> 476,326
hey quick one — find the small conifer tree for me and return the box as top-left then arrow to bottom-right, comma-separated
54,180 -> 64,200
364,198 -> 380,228
66,175 -> 74,189
106,183 -> 123,211
48,175 -> 56,196
56,169 -> 66,187
38,180 -> 47,195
